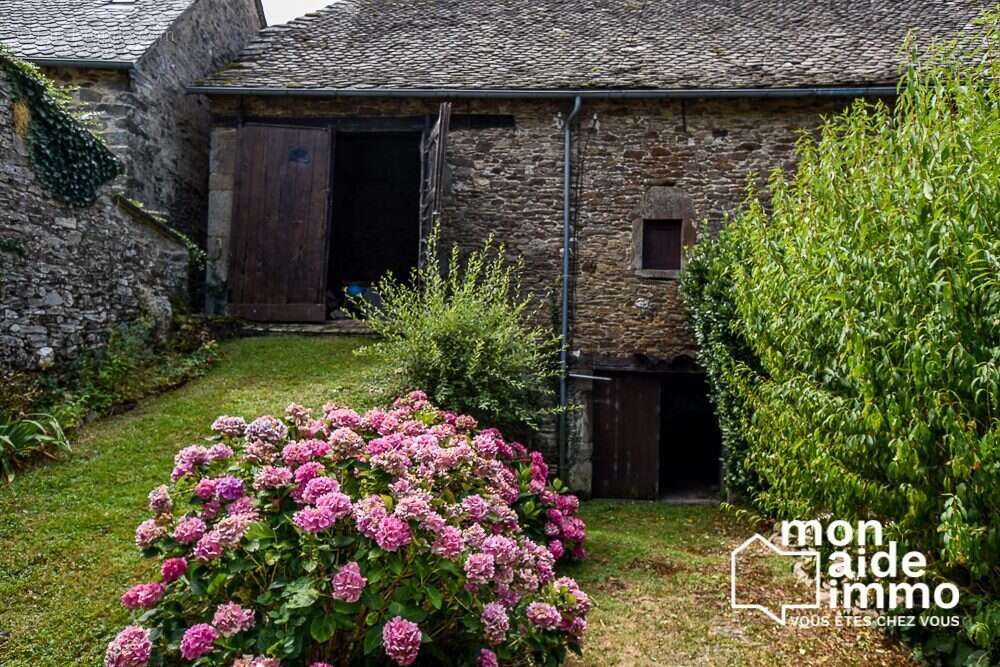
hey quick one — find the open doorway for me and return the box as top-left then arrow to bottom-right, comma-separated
327,132 -> 422,315
591,370 -> 722,500
659,372 -> 722,501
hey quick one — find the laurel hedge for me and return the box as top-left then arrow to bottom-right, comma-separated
682,16 -> 1000,663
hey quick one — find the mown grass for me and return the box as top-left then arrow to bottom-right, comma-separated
0,336 -> 914,666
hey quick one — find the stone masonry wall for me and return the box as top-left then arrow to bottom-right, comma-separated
205,93 -> 866,488
44,0 -> 263,244
207,94 -> 850,355
0,74 -> 189,370
128,0 -> 263,242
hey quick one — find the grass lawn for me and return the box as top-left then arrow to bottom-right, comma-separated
0,336 -> 914,666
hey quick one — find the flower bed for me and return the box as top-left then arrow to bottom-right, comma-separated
107,391 -> 589,666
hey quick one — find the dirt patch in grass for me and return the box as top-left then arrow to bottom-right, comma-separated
628,557 -> 681,577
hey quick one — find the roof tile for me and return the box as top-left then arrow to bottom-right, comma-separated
200,0 -> 993,91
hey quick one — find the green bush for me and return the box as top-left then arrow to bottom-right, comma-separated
680,218 -> 764,500
684,17 -> 1000,661
0,413 -> 69,482
354,229 -> 561,433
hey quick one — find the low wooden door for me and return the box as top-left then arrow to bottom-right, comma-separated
229,124 -> 333,322
592,373 -> 661,499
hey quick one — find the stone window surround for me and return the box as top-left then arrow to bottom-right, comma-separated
631,186 -> 696,280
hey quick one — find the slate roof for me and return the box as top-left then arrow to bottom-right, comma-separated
198,0 -> 992,92
0,0 -> 197,64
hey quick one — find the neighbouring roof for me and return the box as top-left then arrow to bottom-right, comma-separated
196,0 -> 993,94
1,0 -> 196,65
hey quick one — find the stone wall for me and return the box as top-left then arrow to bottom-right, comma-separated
204,93 -> 870,489
0,74 -> 189,370
43,0 -> 263,243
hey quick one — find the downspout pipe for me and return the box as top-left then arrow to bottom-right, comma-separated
558,95 -> 582,481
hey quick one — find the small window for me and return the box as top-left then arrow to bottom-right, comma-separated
641,219 -> 682,271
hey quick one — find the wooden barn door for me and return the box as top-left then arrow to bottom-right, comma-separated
592,373 -> 661,499
229,124 -> 333,322
418,102 -> 452,261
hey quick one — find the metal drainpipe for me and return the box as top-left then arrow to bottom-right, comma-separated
558,95 -> 582,480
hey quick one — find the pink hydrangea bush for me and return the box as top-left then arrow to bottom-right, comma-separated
108,392 -> 589,666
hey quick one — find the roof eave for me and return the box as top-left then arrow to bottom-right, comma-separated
186,84 -> 900,99
29,57 -> 135,71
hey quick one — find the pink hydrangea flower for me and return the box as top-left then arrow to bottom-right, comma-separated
331,561 -> 367,603
481,535 -> 518,565
375,515 -> 412,551
453,414 -> 477,431
315,491 -> 352,520
193,531 -> 224,561
233,657 -> 281,667
477,648 -> 499,667
147,485 -> 172,514
161,557 -> 188,583
310,663 -> 334,667
253,466 -> 293,490
548,539 -> 565,559
394,492 -> 431,521
301,476 -> 340,504
353,495 -> 388,538
282,442 -> 314,467
245,415 -> 288,443
135,519 -> 164,548
327,407 -> 362,428
105,625 -> 152,667
194,478 -> 218,500
526,602 -> 562,630
227,496 -> 257,517
180,623 -> 218,661
214,513 -> 256,547
211,415 -> 246,437
381,616 -> 421,666
463,523 -> 487,549
480,602 -> 509,644
430,526 -> 464,560
302,439 -> 331,458
173,517 -> 207,544
293,506 -> 336,533
464,553 -> 496,585
293,461 -> 325,484
462,495 -> 488,521
121,583 -> 165,610
244,440 -> 277,464
215,476 -> 245,501
212,602 -> 255,637
207,443 -> 234,461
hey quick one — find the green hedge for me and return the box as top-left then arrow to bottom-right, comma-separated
682,16 -> 1000,662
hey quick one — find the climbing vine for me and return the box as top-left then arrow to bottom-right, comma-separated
0,46 -> 122,207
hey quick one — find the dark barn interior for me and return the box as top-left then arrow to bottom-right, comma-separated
328,131 -> 422,310
658,372 -> 722,498
592,370 -> 722,500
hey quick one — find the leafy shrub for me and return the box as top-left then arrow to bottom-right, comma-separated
354,229 -> 561,434
683,18 -> 1000,661
0,413 -> 69,482
108,392 -> 589,667
680,221 -> 764,501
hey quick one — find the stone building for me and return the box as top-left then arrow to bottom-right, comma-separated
193,0 -> 989,497
0,0 -> 266,241
0,68 -> 189,370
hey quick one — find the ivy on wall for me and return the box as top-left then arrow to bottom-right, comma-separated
0,46 -> 123,207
